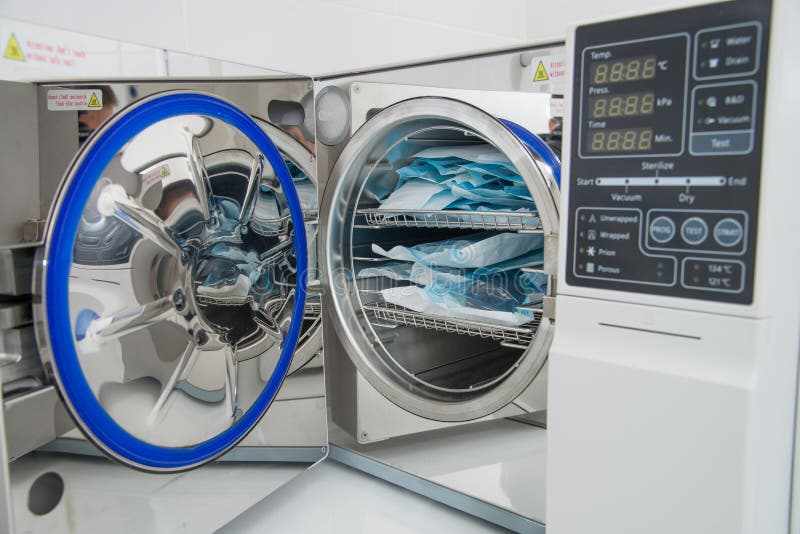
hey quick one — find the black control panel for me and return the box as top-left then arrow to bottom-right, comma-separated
567,1 -> 771,303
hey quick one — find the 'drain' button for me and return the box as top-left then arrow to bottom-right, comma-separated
714,217 -> 744,247
649,216 -> 676,244
681,217 -> 708,245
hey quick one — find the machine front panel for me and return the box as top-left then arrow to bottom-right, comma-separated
566,1 -> 771,304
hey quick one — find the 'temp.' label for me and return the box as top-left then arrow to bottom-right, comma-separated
47,89 -> 102,111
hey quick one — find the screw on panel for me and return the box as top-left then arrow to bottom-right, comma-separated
195,330 -> 208,346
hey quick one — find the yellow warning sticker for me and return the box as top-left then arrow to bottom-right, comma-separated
87,92 -> 101,108
533,61 -> 549,82
3,34 -> 25,62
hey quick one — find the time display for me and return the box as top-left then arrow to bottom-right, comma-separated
589,92 -> 655,119
588,128 -> 653,152
590,55 -> 657,84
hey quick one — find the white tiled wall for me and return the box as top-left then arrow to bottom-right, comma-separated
0,0 -> 710,77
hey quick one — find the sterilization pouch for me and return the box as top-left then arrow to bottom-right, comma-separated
371,231 -> 543,268
381,285 -> 534,327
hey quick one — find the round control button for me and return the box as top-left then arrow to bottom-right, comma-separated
649,216 -> 676,244
681,217 -> 708,245
713,218 -> 744,248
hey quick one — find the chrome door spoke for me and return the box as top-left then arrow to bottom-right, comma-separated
239,155 -> 264,227
97,184 -> 183,259
79,296 -> 180,348
184,133 -> 213,222
147,340 -> 200,425
224,345 -> 239,420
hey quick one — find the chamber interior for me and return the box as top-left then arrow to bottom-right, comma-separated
348,124 -> 550,399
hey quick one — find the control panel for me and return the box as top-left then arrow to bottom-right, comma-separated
567,1 -> 771,304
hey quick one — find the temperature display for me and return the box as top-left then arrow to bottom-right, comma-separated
589,92 -> 655,118
588,128 -> 653,152
590,55 -> 656,84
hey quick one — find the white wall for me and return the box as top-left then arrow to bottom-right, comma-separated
0,0 -> 528,76
0,0 -> 711,77
522,0 -> 710,44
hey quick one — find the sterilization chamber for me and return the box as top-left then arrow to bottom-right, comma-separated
320,84 -> 561,441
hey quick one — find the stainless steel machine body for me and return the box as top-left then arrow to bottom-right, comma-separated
0,78 -> 327,470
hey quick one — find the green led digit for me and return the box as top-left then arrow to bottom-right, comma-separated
609,62 -> 624,83
624,95 -> 638,115
642,57 -> 656,79
594,64 -> 608,84
638,129 -> 653,150
625,59 -> 641,81
622,129 -> 637,150
641,93 -> 655,114
608,96 -> 622,117
592,97 -> 607,118
591,131 -> 605,152
607,130 -> 621,150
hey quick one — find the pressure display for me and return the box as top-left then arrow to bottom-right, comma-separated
579,34 -> 689,158
589,92 -> 655,118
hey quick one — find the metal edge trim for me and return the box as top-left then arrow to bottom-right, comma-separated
327,444 -> 545,533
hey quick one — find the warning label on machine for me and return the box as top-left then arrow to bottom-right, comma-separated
534,61 -> 550,81
46,89 -> 103,111
532,56 -> 565,84
519,46 -> 567,94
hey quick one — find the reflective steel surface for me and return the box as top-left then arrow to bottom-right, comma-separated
53,104 -> 308,450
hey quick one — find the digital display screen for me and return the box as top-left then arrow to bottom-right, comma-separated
580,34 -> 688,158
587,128 -> 653,152
589,92 -> 655,119
590,55 -> 656,84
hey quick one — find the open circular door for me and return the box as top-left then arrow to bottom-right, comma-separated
320,97 -> 559,423
35,91 -> 308,472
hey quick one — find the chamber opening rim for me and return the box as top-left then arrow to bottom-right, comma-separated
321,96 -> 558,422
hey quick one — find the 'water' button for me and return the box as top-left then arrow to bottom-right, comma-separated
649,216 -> 676,244
681,217 -> 708,245
714,217 -> 744,247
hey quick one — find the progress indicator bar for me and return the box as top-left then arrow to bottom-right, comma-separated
595,176 -> 726,187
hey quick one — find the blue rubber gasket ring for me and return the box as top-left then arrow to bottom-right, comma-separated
45,92 -> 308,470
499,119 -> 561,186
